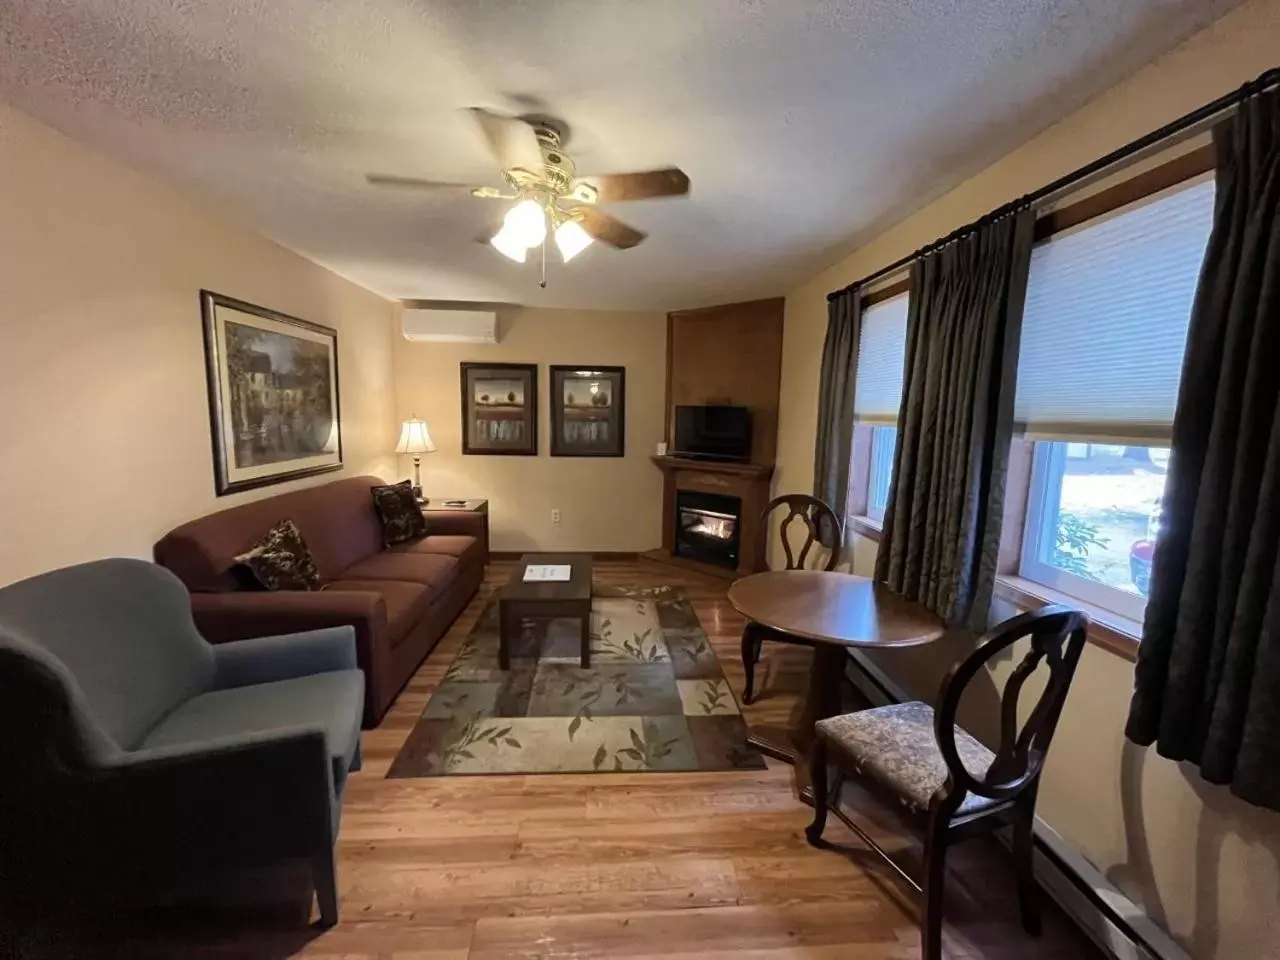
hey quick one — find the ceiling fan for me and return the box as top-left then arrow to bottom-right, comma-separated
366,109 -> 690,284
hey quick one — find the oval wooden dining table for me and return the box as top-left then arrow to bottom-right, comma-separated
727,570 -> 946,784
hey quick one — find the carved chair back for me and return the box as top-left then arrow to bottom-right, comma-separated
933,605 -> 1089,807
758,494 -> 842,572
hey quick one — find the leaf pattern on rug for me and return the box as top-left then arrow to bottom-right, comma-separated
432,718 -> 523,772
443,640 -> 486,682
610,727 -> 682,771
698,680 -> 731,715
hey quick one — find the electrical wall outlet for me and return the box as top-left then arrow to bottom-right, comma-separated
551,508 -> 561,525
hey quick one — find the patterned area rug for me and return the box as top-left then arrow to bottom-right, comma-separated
387,584 -> 766,777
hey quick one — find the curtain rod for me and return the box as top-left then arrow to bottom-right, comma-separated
828,65 -> 1280,302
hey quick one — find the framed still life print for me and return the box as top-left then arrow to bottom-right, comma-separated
550,365 -> 626,457
200,290 -> 342,496
460,362 -> 539,455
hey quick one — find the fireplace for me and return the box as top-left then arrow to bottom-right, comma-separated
674,490 -> 742,569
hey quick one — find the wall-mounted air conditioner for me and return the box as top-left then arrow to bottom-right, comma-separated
401,307 -> 500,344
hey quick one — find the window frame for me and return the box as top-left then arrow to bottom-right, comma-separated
1019,441 -> 1151,622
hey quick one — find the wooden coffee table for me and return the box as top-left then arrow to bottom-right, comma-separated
498,553 -> 593,669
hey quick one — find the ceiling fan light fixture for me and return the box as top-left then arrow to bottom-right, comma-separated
504,198 -> 547,248
489,224 -> 528,262
555,220 -> 593,262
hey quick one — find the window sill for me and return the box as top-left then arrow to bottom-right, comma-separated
848,515 -> 884,541
994,575 -> 1141,663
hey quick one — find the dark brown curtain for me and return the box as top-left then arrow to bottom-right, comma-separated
812,288 -> 862,547
875,210 -> 1034,631
1126,88 -> 1280,811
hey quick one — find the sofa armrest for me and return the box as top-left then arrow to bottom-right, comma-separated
212,626 -> 358,690
191,591 -> 385,644
191,591 -> 391,724
426,510 -> 488,553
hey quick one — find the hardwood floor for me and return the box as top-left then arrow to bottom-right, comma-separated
6,560 -> 1103,959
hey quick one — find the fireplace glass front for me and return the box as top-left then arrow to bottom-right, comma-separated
674,490 -> 742,569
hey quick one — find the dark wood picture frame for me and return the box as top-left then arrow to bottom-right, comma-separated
550,365 -> 626,457
460,362 -> 539,456
200,289 -> 343,496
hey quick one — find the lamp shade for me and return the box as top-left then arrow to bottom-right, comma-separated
394,418 -> 436,455
490,224 -> 528,263
555,219 -> 593,262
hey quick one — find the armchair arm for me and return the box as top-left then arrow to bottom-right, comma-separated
87,727 -> 335,871
212,626 -> 358,690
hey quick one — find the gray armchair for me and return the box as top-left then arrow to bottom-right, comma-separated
0,558 -> 364,926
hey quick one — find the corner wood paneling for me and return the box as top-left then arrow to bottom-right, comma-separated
666,298 -> 785,466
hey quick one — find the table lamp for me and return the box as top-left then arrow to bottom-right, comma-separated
394,417 -> 436,503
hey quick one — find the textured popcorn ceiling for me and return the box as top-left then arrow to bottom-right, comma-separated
0,0 -> 1240,310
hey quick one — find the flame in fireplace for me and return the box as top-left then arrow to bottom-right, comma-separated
682,508 -> 737,541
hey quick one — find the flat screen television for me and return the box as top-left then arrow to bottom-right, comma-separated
673,405 -> 752,461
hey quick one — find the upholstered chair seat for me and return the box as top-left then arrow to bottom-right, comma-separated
816,701 -> 997,816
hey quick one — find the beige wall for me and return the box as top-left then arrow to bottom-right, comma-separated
775,2 -> 1280,958
393,307 -> 667,552
0,101 -> 396,587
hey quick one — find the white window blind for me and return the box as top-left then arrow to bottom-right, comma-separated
853,292 -> 909,424
1014,177 -> 1215,442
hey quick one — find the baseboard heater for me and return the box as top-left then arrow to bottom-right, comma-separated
843,651 -> 1190,960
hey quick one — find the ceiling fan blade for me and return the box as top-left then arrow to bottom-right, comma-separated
469,108 -> 545,174
366,174 -> 513,199
573,168 -> 690,204
572,208 -> 646,249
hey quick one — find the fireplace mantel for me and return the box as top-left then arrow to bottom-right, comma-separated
643,456 -> 775,579
649,456 -> 775,480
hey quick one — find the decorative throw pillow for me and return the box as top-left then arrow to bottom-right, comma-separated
371,480 -> 428,546
232,519 -> 320,591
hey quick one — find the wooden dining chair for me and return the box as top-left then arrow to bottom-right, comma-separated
740,493 -> 842,705
804,605 -> 1089,960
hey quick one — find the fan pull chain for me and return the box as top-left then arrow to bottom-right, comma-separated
539,236 -> 548,289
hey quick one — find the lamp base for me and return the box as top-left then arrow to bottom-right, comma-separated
412,457 -> 425,504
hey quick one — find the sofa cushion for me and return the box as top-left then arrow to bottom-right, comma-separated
154,476 -> 387,593
370,481 -> 428,546
336,553 -> 460,596
321,579 -> 432,646
139,669 -> 364,788
389,535 -> 482,567
232,519 -> 320,592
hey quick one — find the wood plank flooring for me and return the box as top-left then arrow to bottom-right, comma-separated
4,560 -> 1103,959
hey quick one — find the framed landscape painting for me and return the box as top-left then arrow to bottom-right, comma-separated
200,290 -> 342,496
550,365 -> 625,457
460,362 -> 538,455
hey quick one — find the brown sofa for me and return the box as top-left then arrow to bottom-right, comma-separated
154,476 -> 487,727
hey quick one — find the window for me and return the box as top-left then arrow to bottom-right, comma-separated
1015,177 -> 1214,438
853,293 -> 908,424
867,426 -> 897,521
1015,176 -> 1214,618
1021,443 -> 1170,620
852,291 -> 908,524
